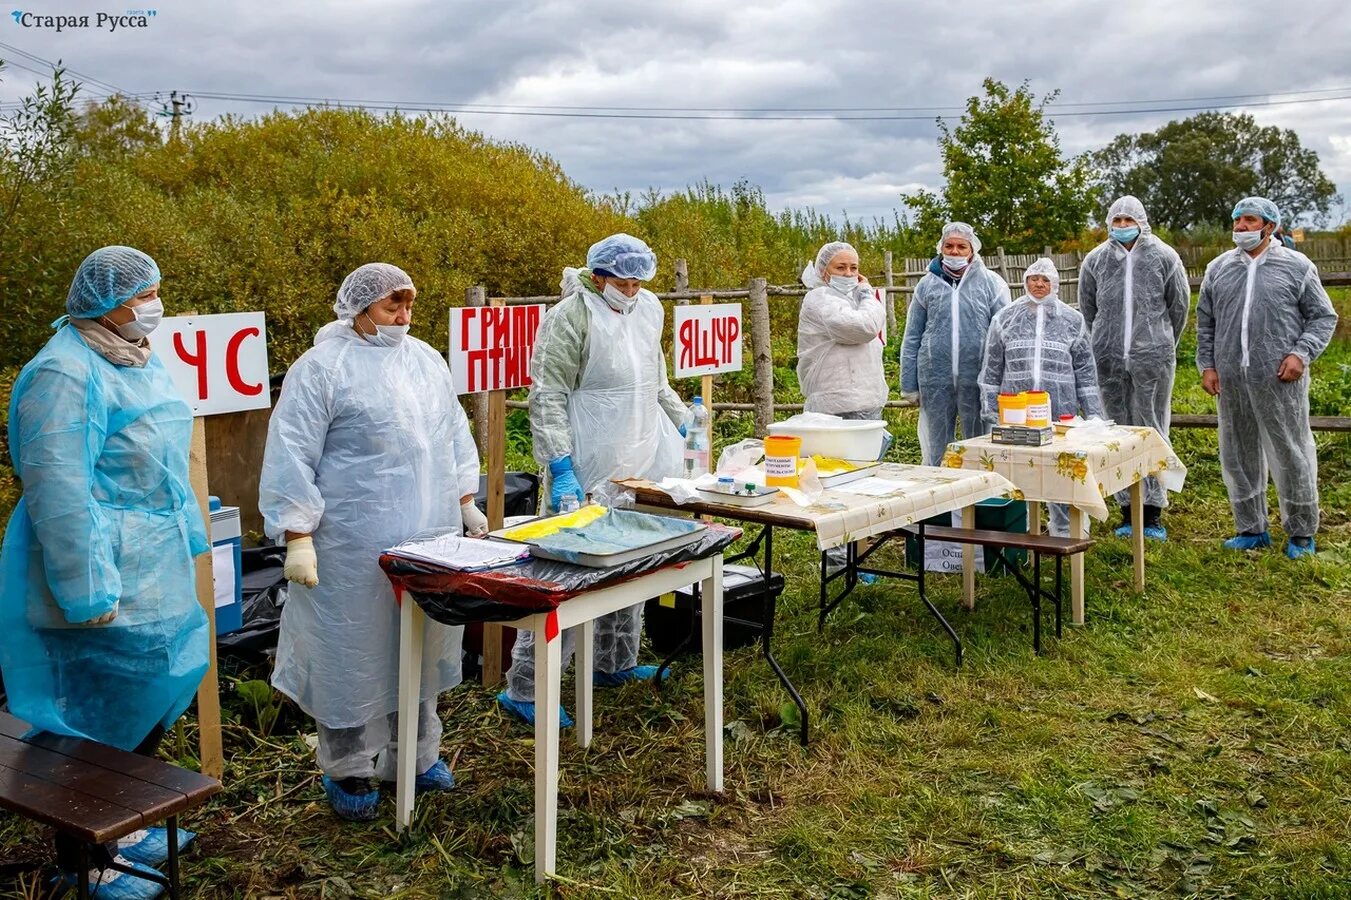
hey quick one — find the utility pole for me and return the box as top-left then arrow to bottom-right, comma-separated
161,90 -> 194,143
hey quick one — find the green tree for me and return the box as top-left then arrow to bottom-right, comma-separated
0,61 -> 80,248
1092,111 -> 1340,230
904,79 -> 1097,253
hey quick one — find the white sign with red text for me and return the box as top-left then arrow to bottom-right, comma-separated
673,303 -> 743,378
448,303 -> 544,395
151,313 -> 270,416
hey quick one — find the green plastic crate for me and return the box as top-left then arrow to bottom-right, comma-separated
904,497 -> 1028,575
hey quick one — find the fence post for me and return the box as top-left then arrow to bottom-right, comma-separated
883,250 -> 897,337
675,258 -> 689,305
468,285 -> 489,458
997,246 -> 1011,289
748,277 -> 774,437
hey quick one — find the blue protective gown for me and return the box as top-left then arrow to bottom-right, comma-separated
0,324 -> 209,750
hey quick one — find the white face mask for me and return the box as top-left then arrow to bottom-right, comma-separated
942,255 -> 970,270
601,283 -> 638,312
362,312 -> 409,347
828,275 -> 857,294
1232,229 -> 1265,251
115,298 -> 163,340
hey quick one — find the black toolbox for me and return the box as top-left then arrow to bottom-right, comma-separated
644,564 -> 785,653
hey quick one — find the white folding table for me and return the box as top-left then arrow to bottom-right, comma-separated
391,554 -> 725,884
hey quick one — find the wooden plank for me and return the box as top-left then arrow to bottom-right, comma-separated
0,733 -> 188,826
700,293 -> 714,472
482,297 -> 509,687
900,524 -> 1094,555
26,732 -> 220,801
189,417 -> 224,780
1172,414 -> 1351,433
0,763 -> 140,844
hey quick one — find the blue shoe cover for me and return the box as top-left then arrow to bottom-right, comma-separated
54,856 -> 166,899
1113,524 -> 1133,539
593,665 -> 670,687
1223,532 -> 1271,551
496,691 -> 573,728
858,572 -> 878,585
1286,538 -> 1316,560
1142,526 -> 1167,542
116,827 -> 195,868
322,775 -> 380,822
415,759 -> 456,793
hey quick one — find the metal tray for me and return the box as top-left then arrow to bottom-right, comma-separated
527,521 -> 707,568
695,484 -> 780,507
489,507 -> 607,543
818,463 -> 880,488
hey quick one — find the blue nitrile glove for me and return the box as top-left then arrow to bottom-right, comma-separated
679,423 -> 687,438
548,455 -> 585,510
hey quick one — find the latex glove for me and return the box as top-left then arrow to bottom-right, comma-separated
1201,368 -> 1221,397
461,501 -> 489,537
284,536 -> 319,588
80,603 -> 118,626
902,391 -> 920,406
548,455 -> 585,510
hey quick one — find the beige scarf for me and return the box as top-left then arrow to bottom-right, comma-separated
71,317 -> 152,367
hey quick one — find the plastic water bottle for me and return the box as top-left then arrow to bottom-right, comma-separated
559,494 -> 580,514
684,396 -> 710,476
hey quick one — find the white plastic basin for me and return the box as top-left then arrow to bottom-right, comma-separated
767,418 -> 885,461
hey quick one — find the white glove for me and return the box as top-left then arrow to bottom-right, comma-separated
902,391 -> 920,406
461,501 -> 489,537
853,281 -> 877,303
284,536 -> 319,588
80,603 -> 118,626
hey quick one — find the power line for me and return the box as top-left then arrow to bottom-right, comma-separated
182,89 -> 1351,121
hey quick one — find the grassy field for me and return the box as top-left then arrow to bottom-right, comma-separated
1,297 -> 1348,898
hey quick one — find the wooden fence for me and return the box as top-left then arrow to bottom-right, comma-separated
207,252 -> 1351,539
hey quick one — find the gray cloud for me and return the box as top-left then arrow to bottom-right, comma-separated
3,0 -> 1350,224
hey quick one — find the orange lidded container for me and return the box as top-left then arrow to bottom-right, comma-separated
1024,391 -> 1051,427
763,435 -> 802,487
998,392 -> 1027,426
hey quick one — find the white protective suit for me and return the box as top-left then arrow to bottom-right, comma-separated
979,259 -> 1105,536
1079,196 -> 1191,510
260,311 -> 480,779
796,273 -> 887,416
1196,242 -> 1339,538
506,269 -> 686,701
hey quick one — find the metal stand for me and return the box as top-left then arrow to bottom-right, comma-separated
816,523 -> 963,667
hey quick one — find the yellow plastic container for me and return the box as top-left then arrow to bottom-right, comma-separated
998,392 -> 1027,426
764,435 -> 802,487
1025,391 -> 1051,427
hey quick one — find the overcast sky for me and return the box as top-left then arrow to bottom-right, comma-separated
3,0 -> 1350,225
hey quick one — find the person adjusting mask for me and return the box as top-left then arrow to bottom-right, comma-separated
1,246 -> 212,891
499,233 -> 686,727
980,258 -> 1104,537
796,240 -> 888,419
1197,196 -> 1338,559
1078,196 -> 1191,541
259,262 -> 483,821
900,222 -> 1011,465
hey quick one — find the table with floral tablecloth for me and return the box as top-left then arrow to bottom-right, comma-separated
942,425 -> 1187,623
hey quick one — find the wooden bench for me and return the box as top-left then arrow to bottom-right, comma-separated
899,525 -> 1095,653
0,712 -> 220,899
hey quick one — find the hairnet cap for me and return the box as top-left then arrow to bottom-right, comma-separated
1231,196 -> 1281,227
1107,196 -> 1151,233
65,246 -> 161,319
586,233 -> 658,281
936,222 -> 982,255
334,263 -> 415,320
1022,257 -> 1060,293
813,241 -> 858,275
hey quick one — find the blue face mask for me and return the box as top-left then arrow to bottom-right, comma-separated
1110,226 -> 1140,244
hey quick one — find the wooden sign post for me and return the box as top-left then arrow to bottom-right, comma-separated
152,312 -> 271,780
449,296 -> 545,684
673,294 -> 745,472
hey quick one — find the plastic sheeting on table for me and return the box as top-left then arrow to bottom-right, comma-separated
379,523 -> 742,627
